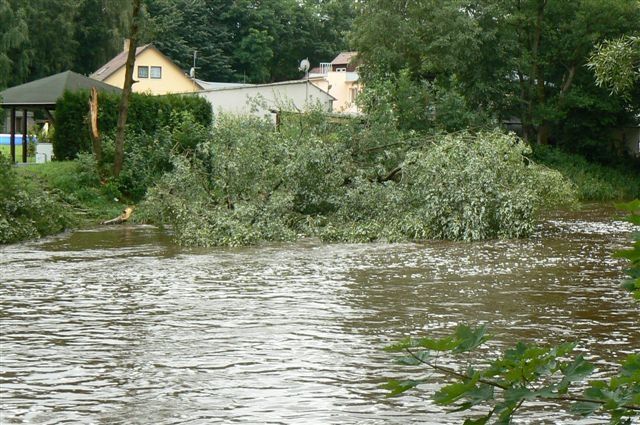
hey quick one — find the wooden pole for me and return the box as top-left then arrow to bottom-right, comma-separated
22,109 -> 27,163
9,107 -> 15,163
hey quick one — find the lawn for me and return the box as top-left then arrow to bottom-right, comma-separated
15,160 -> 123,221
0,145 -> 35,162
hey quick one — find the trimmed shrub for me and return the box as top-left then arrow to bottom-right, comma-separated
53,91 -> 212,160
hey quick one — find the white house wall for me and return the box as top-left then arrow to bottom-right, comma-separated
197,82 -> 333,122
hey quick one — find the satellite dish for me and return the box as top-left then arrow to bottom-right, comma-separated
299,58 -> 310,73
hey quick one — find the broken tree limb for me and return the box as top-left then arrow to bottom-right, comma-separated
89,87 -> 102,164
102,207 -> 133,225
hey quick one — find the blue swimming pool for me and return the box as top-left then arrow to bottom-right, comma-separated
0,134 -> 29,145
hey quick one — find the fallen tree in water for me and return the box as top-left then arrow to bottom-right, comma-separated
140,113 -> 577,247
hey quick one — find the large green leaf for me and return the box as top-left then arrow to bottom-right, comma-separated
453,324 -> 490,353
395,350 -> 431,366
559,356 -> 595,391
571,401 -> 601,416
433,373 -> 481,405
382,379 -> 422,397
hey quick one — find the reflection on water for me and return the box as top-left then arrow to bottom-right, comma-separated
1,206 -> 638,424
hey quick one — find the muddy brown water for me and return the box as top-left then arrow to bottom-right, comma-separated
1,205 -> 638,424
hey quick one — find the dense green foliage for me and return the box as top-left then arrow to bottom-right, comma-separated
0,153 -> 74,243
588,36 -> 640,98
142,0 -> 354,83
384,324 -> 639,424
617,200 -> 640,300
53,90 -> 212,160
0,154 -> 126,244
532,146 -> 640,201
0,0 -> 129,89
351,0 -> 640,162
0,0 -> 354,89
138,112 -> 575,247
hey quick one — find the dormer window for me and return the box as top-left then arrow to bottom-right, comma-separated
138,66 -> 149,78
150,66 -> 162,79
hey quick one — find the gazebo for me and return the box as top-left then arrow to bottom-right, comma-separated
0,70 -> 121,163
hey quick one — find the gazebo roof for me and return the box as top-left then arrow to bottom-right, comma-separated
0,70 -> 121,108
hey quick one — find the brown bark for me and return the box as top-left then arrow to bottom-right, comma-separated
559,65 -> 576,99
113,0 -> 141,177
89,87 -> 102,164
102,207 -> 134,225
532,0 -> 548,144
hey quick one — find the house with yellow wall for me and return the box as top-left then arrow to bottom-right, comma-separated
309,52 -> 360,114
91,41 -> 202,95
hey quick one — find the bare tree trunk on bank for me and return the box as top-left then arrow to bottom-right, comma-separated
89,87 -> 102,165
532,0 -> 548,145
113,0 -> 141,178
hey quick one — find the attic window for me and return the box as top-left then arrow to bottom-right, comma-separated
150,66 -> 162,79
138,66 -> 149,78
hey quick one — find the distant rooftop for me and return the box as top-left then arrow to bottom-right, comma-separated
91,44 -> 152,81
0,70 -> 121,107
331,51 -> 358,65
195,80 -> 255,90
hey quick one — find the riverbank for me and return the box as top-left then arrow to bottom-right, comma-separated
1,139 -> 638,245
0,155 -> 123,244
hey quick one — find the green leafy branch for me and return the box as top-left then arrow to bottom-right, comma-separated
615,200 -> 640,301
384,324 -> 640,424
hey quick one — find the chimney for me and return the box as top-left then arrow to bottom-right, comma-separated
123,38 -> 130,52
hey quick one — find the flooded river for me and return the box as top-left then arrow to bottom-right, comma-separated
1,205 -> 638,424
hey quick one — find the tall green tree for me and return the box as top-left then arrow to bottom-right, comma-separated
0,0 -> 29,89
18,0 -> 80,80
142,0 -> 234,82
352,0 -> 640,155
114,0 -> 142,178
73,0 -> 131,75
142,0 -> 354,83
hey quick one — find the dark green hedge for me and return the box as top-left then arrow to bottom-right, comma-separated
53,91 -> 212,160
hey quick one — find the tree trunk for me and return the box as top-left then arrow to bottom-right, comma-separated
102,207 -> 134,225
531,0 -> 548,144
89,87 -> 102,164
113,0 -> 141,178
536,123 -> 550,145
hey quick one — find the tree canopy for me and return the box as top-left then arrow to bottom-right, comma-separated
351,0 -> 640,160
0,0 -> 354,89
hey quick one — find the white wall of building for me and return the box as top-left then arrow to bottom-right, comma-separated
197,81 -> 333,122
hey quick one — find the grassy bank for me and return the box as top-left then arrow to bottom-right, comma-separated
15,159 -> 123,221
532,145 -> 640,201
1,154 -> 123,244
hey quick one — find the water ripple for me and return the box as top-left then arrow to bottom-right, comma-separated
1,209 -> 638,424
